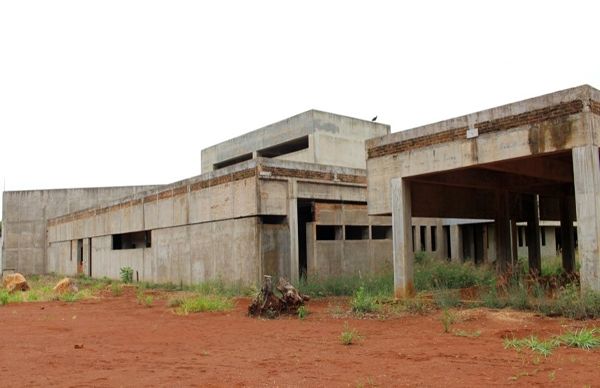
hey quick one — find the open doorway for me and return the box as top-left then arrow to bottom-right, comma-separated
76,239 -> 83,274
297,201 -> 313,280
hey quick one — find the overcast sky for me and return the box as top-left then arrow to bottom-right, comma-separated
1,1 -> 599,219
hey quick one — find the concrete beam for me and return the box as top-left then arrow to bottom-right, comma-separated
573,145 -> 600,290
391,178 -> 414,298
480,156 -> 573,183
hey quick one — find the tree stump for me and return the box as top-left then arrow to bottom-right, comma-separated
248,275 -> 309,317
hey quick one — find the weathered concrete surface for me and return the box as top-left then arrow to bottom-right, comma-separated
202,110 -> 389,172
2,185 -> 158,275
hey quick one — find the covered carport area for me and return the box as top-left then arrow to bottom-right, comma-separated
366,85 -> 600,297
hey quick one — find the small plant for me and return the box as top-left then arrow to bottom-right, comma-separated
351,286 -> 379,314
59,292 -> 81,303
0,291 -> 9,306
558,328 -> 600,350
434,289 -> 461,308
340,321 -> 361,345
120,266 -> 134,283
440,309 -> 456,333
167,297 -> 184,308
297,305 -> 309,319
143,295 -> 154,307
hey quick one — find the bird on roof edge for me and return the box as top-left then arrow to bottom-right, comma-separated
371,116 -> 377,122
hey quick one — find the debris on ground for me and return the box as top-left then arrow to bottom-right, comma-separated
248,275 -> 310,318
2,273 -> 30,293
53,278 -> 79,294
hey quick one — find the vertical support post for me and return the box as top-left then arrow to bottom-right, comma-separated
572,145 -> 600,291
525,195 -> 542,275
495,190 -> 512,272
450,224 -> 463,263
560,195 -> 576,274
288,180 -> 299,283
391,178 -> 414,298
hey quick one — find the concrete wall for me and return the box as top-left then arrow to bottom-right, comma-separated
305,203 -> 392,278
202,110 -> 389,172
2,185 -> 157,274
516,225 -> 558,258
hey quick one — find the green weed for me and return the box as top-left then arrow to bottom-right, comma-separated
120,266 -> 133,283
440,309 -> 456,333
340,322 -> 361,345
177,294 -> 233,315
297,305 -> 309,319
558,328 -> 600,350
351,286 -> 379,314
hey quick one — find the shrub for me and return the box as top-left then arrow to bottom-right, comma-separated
120,267 -> 134,283
0,291 -> 9,306
351,286 -> 379,314
414,257 -> 494,291
434,289 -> 461,308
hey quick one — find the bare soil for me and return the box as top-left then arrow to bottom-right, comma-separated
1,289 -> 599,387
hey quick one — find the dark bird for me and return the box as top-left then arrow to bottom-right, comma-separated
371,116 -> 377,122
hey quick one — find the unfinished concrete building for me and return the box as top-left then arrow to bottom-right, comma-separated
2,110 -> 393,285
367,85 -> 600,296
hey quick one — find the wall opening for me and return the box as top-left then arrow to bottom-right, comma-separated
444,225 -> 451,260
541,226 -> 546,246
419,225 -> 426,251
77,239 -> 83,274
112,231 -> 152,250
298,201 -> 313,279
372,225 -> 392,240
316,225 -> 342,240
412,226 -> 416,252
213,153 -> 253,170
257,136 -> 309,158
88,238 -> 92,277
345,225 -> 369,240
260,215 -> 287,224
518,226 -> 524,247
430,226 -> 437,251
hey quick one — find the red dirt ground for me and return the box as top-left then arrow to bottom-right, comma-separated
1,290 -> 599,387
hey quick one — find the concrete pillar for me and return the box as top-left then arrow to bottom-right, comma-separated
450,224 -> 463,263
495,191 -> 512,272
525,195 -> 542,275
288,180 -> 299,283
560,195 -> 576,274
572,145 -> 600,290
436,223 -> 445,260
391,178 -> 414,298
414,224 -> 422,252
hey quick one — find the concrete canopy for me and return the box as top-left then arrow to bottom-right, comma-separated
366,85 -> 600,296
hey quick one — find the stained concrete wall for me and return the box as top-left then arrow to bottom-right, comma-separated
516,226 -> 558,258
202,110 -> 389,172
2,186 -> 157,274
306,203 -> 392,278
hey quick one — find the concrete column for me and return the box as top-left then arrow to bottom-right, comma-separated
560,195 -> 576,274
436,223 -> 445,260
288,180 -> 299,283
450,224 -> 463,263
495,191 -> 512,272
572,145 -> 600,290
391,178 -> 414,298
525,195 -> 542,275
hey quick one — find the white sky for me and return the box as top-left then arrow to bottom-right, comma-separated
1,1 -> 600,219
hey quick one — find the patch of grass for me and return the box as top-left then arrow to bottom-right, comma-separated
557,328 -> 600,350
433,289 -> 461,308
440,309 -> 456,333
351,286 -> 379,314
300,270 -> 392,298
340,322 -> 361,345
0,290 -> 9,305
297,305 -> 309,319
177,294 -> 233,315
453,329 -> 481,338
110,283 -> 123,296
398,296 -> 430,315
142,295 -> 154,307
504,335 -> 560,357
166,297 -> 184,308
414,256 -> 494,291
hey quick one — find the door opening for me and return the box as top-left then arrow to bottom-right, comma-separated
76,239 -> 83,274
297,201 -> 313,280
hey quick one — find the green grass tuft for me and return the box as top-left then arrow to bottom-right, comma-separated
340,321 -> 361,345
177,294 -> 233,315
